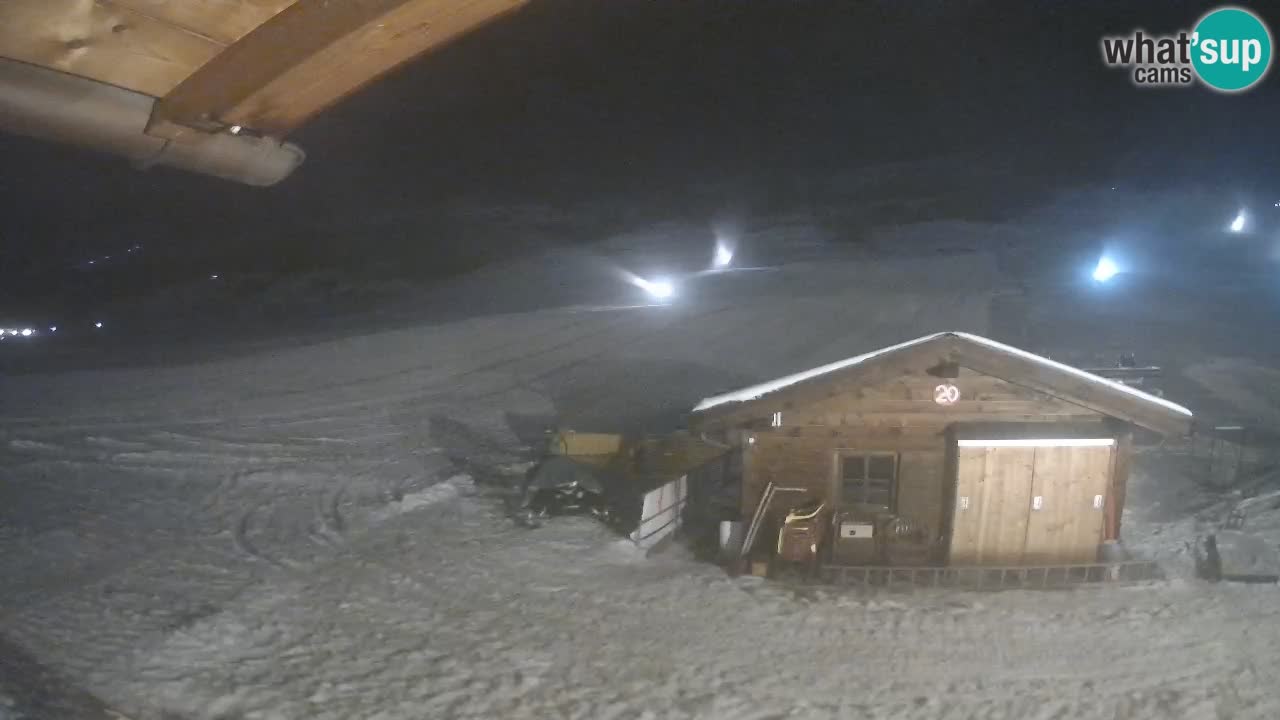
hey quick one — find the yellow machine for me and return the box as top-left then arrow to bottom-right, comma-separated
545,429 -> 727,479
776,499 -> 829,573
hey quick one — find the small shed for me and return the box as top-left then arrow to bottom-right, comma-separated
690,332 -> 1193,567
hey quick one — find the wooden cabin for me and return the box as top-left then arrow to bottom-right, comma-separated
690,332 -> 1193,567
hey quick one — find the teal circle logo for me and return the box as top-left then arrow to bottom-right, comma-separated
1192,7 -> 1272,92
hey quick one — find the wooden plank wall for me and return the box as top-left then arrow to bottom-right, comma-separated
781,365 -> 1102,430
898,449 -> 946,541
741,432 -> 947,537
1023,446 -> 1111,563
950,447 -> 1035,564
744,434 -> 835,515
1105,431 -> 1133,541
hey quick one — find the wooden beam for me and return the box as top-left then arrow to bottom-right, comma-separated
1105,429 -> 1133,541
951,420 -> 1112,440
103,0 -> 299,45
748,426 -> 947,449
954,347 -> 1192,437
799,400 -> 1097,418
150,0 -> 527,137
0,0 -> 225,97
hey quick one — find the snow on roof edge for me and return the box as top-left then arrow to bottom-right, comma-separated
691,331 -> 1193,418
691,332 -> 948,412
950,332 -> 1192,417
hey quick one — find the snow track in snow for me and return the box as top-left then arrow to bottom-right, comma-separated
2,249 -> 1276,719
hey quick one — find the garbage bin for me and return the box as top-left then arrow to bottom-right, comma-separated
719,520 -> 745,561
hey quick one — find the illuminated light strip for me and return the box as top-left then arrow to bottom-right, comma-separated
957,438 -> 1116,448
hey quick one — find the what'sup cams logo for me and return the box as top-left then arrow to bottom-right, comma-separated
1102,6 -> 1272,92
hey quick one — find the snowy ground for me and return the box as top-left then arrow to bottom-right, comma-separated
3,190 -> 1280,719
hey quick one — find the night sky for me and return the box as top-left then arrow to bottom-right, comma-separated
2,0 -> 1277,315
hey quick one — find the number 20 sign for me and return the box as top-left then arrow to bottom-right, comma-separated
934,383 -> 960,405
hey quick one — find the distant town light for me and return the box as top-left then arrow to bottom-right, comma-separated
20,328 -> 32,337
94,322 -> 103,329
49,326 -> 57,333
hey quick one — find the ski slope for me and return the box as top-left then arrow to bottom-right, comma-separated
2,217 -> 1279,719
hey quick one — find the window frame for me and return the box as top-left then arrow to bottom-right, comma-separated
836,451 -> 899,512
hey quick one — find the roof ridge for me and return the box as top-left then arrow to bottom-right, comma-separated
691,330 -> 1191,419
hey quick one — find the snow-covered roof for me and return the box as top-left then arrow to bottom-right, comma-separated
691,331 -> 1193,419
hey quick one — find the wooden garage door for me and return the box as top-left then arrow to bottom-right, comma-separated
950,440 -> 1113,566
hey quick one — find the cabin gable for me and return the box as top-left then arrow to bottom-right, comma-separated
765,363 -> 1107,432
692,332 -> 1191,437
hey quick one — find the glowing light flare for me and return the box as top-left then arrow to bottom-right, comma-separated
636,277 -> 674,299
94,322 -> 103,329
616,266 -> 676,301
713,243 -> 733,269
1230,210 -> 1247,233
1092,256 -> 1119,283
20,328 -> 32,337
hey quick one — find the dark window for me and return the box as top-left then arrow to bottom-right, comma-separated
840,453 -> 897,510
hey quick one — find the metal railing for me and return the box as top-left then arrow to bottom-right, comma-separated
819,560 -> 1161,589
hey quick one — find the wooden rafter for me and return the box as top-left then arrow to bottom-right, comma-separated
148,0 -> 527,138
0,0 -> 227,97
102,1 -> 299,46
